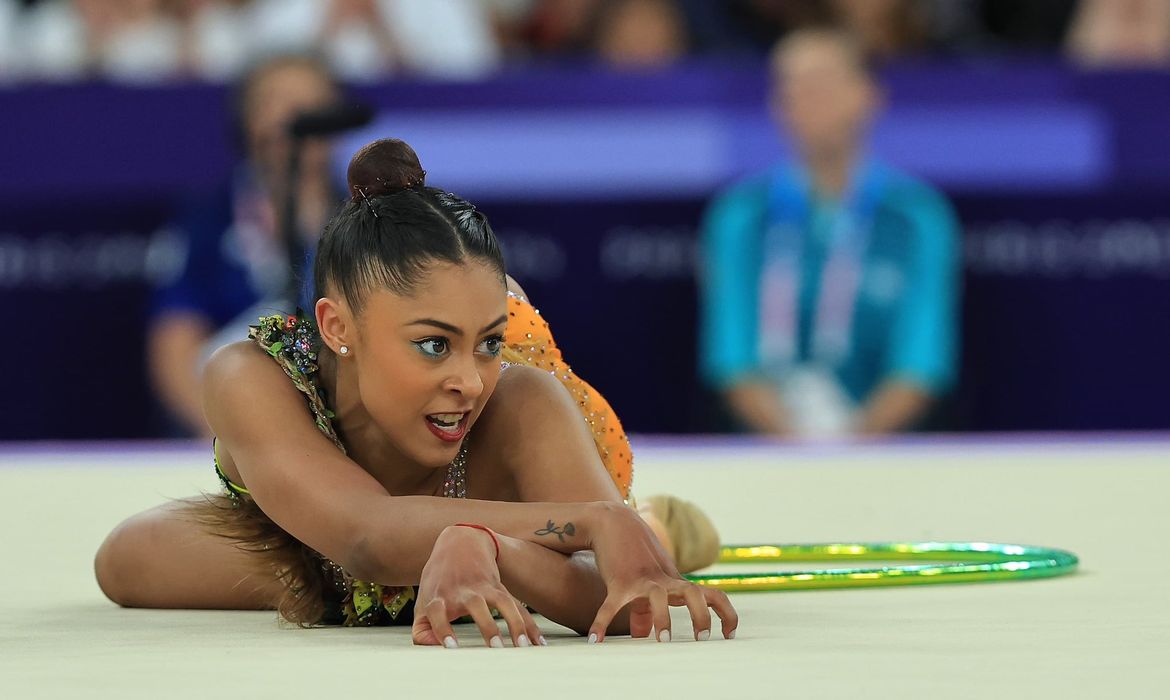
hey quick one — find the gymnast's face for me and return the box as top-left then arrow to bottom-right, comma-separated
348,261 -> 508,469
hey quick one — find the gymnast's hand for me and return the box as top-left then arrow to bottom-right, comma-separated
412,524 -> 542,649
585,503 -> 739,643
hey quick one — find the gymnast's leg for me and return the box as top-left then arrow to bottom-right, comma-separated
95,498 -> 284,610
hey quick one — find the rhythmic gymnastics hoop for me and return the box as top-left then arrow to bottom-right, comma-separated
685,542 -> 1079,592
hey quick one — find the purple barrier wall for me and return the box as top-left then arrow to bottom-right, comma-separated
2,60 -> 1168,439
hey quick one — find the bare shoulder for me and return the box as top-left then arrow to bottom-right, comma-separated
204,338 -> 334,440
475,365 -> 561,439
207,335 -> 326,394
203,341 -> 282,409
474,364 -> 620,503
202,340 -> 306,481
483,364 -> 572,420
204,339 -> 283,380
473,365 -> 571,477
203,337 -> 335,422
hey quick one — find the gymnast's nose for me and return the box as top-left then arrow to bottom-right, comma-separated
443,353 -> 484,400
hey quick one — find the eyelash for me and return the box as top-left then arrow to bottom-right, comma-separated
413,335 -> 505,359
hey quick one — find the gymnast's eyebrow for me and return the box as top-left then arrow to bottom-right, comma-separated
406,315 -> 508,336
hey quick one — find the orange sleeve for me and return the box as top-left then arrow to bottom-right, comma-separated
500,293 -> 633,500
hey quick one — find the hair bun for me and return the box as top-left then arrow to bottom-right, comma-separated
346,138 -> 426,201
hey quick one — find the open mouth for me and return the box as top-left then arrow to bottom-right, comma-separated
425,412 -> 469,442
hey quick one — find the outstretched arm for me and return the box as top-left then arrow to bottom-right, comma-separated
470,366 -> 736,640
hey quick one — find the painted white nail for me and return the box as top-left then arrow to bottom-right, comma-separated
539,636 -> 549,646
490,636 -> 504,648
587,633 -> 599,644
443,636 -> 458,649
658,629 -> 671,643
697,629 -> 711,642
729,629 -> 737,640
518,634 -> 531,647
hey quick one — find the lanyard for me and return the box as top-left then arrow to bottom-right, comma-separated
757,160 -> 885,374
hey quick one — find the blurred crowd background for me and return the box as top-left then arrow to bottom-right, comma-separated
2,0 -> 1169,441
3,0 -> 1170,83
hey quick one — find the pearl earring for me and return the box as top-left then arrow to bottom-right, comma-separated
339,345 -> 349,356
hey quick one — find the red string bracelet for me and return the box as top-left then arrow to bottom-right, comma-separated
453,523 -> 500,561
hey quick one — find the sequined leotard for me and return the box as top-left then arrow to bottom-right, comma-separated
498,293 -> 632,499
212,292 -> 633,625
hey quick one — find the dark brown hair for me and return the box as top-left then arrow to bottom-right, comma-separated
315,138 -> 506,314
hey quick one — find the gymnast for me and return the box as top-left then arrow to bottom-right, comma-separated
94,138 -> 737,648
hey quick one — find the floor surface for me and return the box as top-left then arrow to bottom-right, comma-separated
2,435 -> 1167,698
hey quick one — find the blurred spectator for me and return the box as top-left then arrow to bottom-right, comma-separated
516,0 -> 602,56
1066,0 -> 1170,67
698,29 -> 960,438
148,54 -> 341,436
8,0 -> 502,82
245,0 -> 501,80
380,0 -> 502,77
484,0 -> 538,56
592,0 -> 688,68
176,0 -> 253,81
18,0 -> 183,82
512,0 -> 689,66
8,0 -> 1165,81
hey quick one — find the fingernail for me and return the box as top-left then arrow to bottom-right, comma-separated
518,634 -> 531,647
443,636 -> 458,649
587,633 -> 598,644
658,629 -> 671,643
697,629 -> 711,642
539,636 -> 549,646
490,636 -> 504,648
729,629 -> 737,640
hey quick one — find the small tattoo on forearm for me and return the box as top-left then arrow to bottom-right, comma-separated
535,520 -> 576,542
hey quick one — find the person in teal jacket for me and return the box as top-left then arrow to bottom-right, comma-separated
699,28 -> 960,437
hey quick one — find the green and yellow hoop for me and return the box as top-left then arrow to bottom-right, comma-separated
686,542 -> 1079,592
